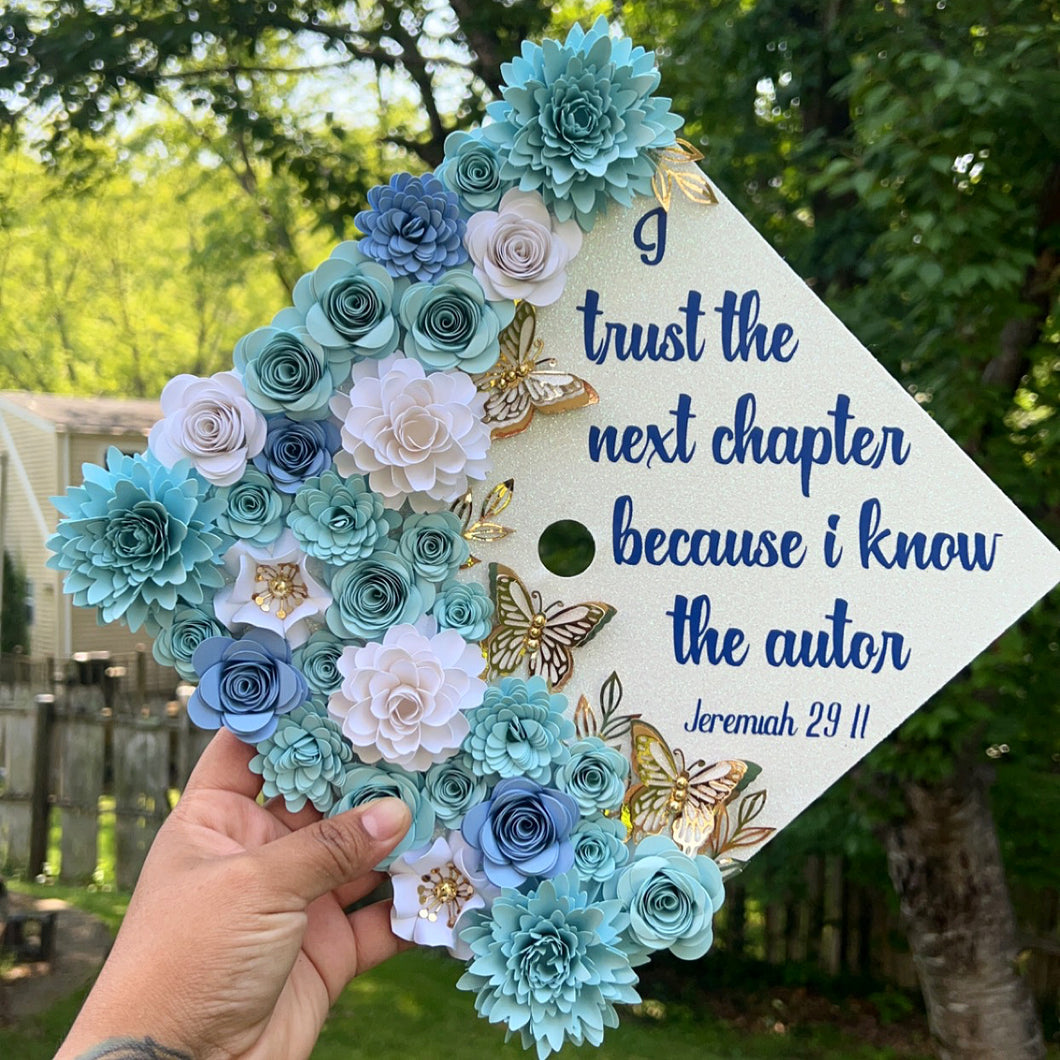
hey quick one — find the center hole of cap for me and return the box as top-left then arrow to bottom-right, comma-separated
538,520 -> 595,577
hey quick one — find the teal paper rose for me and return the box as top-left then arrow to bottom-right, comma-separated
397,510 -> 469,582
605,834 -> 725,965
325,551 -> 434,641
398,268 -> 514,374
213,467 -> 289,546
288,468 -> 399,565
233,325 -> 337,421
249,705 -> 353,813
327,761 -> 436,869
152,605 -> 227,682
424,753 -> 488,829
555,736 -> 630,816
571,814 -> 630,890
432,581 -> 494,642
273,241 -> 403,366
292,628 -> 348,697
436,129 -> 514,214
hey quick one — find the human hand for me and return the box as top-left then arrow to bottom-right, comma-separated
54,729 -> 412,1060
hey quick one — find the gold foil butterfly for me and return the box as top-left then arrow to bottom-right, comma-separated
484,563 -> 616,691
473,301 -> 599,440
626,720 -> 747,856
449,479 -> 516,568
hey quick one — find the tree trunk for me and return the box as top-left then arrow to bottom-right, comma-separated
883,763 -> 1043,1059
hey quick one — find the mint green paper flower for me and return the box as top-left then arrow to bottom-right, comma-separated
397,510 -> 469,582
233,325 -> 337,421
458,871 -> 640,1058
432,581 -> 494,642
436,129 -> 515,214
324,551 -> 435,641
292,628 -> 348,697
398,268 -> 514,374
213,466 -> 289,546
152,604 -> 227,682
288,468 -> 399,565
555,736 -> 629,816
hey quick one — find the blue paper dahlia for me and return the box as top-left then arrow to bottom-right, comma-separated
458,871 -> 640,1059
46,447 -> 227,633
484,18 -> 683,230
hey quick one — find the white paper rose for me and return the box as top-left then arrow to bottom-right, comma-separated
390,834 -> 499,958
331,353 -> 491,512
329,622 -> 486,772
464,189 -> 583,306
149,371 -> 267,486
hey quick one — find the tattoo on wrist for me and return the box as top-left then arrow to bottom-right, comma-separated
74,1039 -> 192,1060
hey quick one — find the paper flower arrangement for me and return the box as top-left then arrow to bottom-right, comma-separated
46,18 -> 755,1058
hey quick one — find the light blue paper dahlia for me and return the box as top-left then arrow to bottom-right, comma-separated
273,241 -> 403,365
432,580 -> 494,642
355,173 -> 467,283
457,871 -> 640,1059
435,129 -> 515,215
464,674 -> 574,784
292,628 -> 349,698
213,466 -> 289,546
46,447 -> 227,633
484,18 -> 683,230
288,468 -> 400,565
152,604 -> 227,682
249,705 -> 353,813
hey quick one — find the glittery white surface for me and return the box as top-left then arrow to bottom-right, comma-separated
468,168 -> 1060,856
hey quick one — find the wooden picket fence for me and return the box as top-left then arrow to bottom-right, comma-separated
1,652 -> 1058,1015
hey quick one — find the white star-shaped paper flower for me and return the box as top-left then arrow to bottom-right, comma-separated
213,530 -> 331,648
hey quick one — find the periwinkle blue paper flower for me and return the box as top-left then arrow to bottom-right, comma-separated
604,834 -> 725,966
328,761 -> 436,869
436,129 -> 515,215
152,605 -> 227,682
424,753 -> 489,829
555,736 -> 630,816
46,447 -> 226,633
273,241 -> 403,365
324,551 -> 434,641
188,628 -> 309,744
457,871 -> 640,1059
571,815 -> 630,891
213,467 -> 290,546
233,325 -> 337,421
484,18 -> 683,230
252,415 -> 341,494
355,173 -> 467,283
249,705 -> 353,813
464,674 -> 574,785
398,268 -> 514,374
288,468 -> 400,565
461,776 -> 579,889
432,581 -> 494,643
397,510 -> 469,582
292,628 -> 348,697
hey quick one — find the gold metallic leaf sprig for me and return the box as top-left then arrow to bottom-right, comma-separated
449,479 -> 516,568
651,138 -> 719,211
573,670 -> 641,746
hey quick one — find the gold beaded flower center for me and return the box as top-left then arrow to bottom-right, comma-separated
253,563 -> 309,620
417,863 -> 475,928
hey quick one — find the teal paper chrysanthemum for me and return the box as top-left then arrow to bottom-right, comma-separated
458,871 -> 640,1059
46,447 -> 227,633
249,705 -> 353,813
288,468 -> 399,565
484,18 -> 683,230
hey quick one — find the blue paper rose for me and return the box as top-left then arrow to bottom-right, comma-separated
249,705 -> 353,813
457,872 -> 640,1059
328,761 -> 436,869
188,628 -> 309,744
424,753 -> 489,829
432,581 -> 494,642
435,129 -> 514,214
397,510 -> 469,582
292,628 -> 348,697
484,18 -> 682,230
46,447 -> 227,633
152,605 -> 227,682
555,736 -> 630,816
604,834 -> 725,965
355,173 -> 467,283
288,468 -> 399,565
252,415 -> 340,494
464,674 -> 573,784
461,776 -> 579,889
274,241 -> 403,365
324,551 -> 434,641
571,815 -> 630,890
233,325 -> 337,421
213,466 -> 289,546
398,268 -> 514,374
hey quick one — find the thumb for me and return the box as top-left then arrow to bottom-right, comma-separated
250,798 -> 411,904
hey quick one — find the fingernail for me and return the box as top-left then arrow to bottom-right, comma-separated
362,797 -> 411,841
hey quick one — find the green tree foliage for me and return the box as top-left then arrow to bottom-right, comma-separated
1,550 -> 29,653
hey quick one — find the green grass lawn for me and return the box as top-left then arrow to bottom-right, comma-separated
2,883 -> 931,1060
